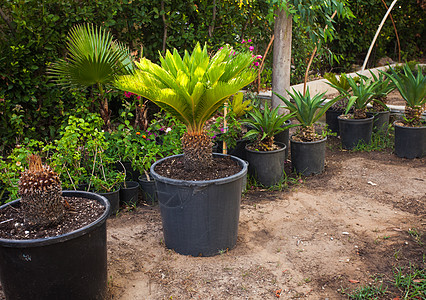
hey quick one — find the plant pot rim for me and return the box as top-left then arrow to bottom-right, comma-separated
98,187 -> 121,195
121,181 -> 139,188
0,190 -> 110,247
150,153 -> 248,187
393,120 -> 426,129
337,115 -> 374,122
290,135 -> 327,144
138,174 -> 154,182
245,142 -> 286,154
367,109 -> 390,114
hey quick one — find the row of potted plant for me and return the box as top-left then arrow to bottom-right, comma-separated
325,64 -> 425,158
0,23 -> 424,299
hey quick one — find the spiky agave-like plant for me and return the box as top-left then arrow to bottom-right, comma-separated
275,88 -> 338,141
382,64 -> 426,126
19,155 -> 67,227
115,43 -> 257,170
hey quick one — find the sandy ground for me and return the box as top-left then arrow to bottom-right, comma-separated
106,138 -> 425,299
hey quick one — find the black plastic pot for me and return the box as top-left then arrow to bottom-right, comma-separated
367,110 -> 390,133
245,142 -> 286,187
138,175 -> 157,205
394,122 -> 426,159
0,190 -> 110,300
215,139 -> 248,160
150,154 -> 247,257
291,136 -> 327,176
274,120 -> 291,159
338,116 -> 374,150
119,181 -> 140,206
326,109 -> 344,134
98,188 -> 120,216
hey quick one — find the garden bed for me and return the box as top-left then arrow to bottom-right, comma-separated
97,137 -> 425,299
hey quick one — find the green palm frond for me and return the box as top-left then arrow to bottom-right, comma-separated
114,42 -> 257,133
49,23 -> 133,88
230,92 -> 252,118
327,74 -> 377,114
275,88 -> 335,127
381,64 -> 426,108
241,105 -> 296,143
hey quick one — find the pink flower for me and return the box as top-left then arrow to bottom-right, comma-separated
137,95 -> 141,100
124,92 -> 132,98
248,39 -> 252,43
256,55 -> 262,60
253,62 -> 259,66
242,40 -> 246,43
249,46 -> 254,51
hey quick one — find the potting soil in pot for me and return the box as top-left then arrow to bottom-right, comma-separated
0,196 -> 105,240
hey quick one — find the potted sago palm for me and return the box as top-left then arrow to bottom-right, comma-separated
0,154 -> 110,299
365,71 -> 395,133
242,104 -> 295,186
114,43 -> 257,256
324,72 -> 353,134
382,64 -> 426,158
328,74 -> 378,149
275,88 -> 338,176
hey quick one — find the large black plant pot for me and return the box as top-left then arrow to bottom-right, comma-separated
394,122 -> 426,159
245,142 -> 286,187
0,190 -> 110,300
274,120 -> 291,159
151,154 -> 247,257
326,109 -> 344,134
291,136 -> 327,176
367,110 -> 390,134
338,116 -> 374,150
215,139 -> 248,160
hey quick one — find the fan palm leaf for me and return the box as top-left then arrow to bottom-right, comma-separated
49,23 -> 133,88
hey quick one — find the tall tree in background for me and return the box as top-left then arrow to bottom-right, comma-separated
268,0 -> 353,108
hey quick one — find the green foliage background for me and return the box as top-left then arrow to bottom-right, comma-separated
0,0 -> 424,152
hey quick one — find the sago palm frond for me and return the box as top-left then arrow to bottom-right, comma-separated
114,43 -> 257,133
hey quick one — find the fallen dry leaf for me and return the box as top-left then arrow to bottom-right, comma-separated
413,279 -> 424,283
348,279 -> 360,283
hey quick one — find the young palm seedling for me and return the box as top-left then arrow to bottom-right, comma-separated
328,74 -> 378,119
242,104 -> 296,151
382,64 -> 426,126
275,88 -> 338,141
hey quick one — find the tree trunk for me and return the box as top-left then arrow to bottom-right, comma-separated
271,9 -> 292,111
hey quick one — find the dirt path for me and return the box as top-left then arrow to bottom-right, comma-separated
107,139 -> 425,299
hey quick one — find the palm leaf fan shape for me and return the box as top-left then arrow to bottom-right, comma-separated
48,23 -> 134,129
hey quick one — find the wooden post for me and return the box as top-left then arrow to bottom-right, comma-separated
223,101 -> 228,154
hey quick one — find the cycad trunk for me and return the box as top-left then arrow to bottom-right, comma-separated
405,106 -> 424,125
354,108 -> 367,119
372,96 -> 387,112
19,155 -> 66,227
299,125 -> 317,141
181,132 -> 214,171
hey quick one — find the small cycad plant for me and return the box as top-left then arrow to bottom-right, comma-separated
19,154 -> 67,227
275,88 -> 338,141
242,104 -> 296,151
382,64 -> 426,126
115,43 -> 257,170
